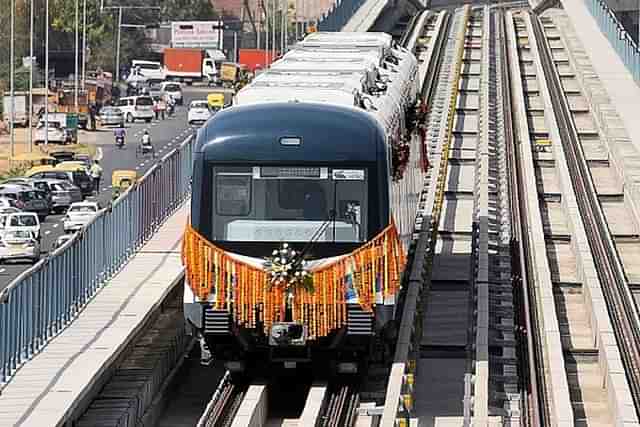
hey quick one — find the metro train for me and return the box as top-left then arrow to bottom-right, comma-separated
182,32 -> 426,375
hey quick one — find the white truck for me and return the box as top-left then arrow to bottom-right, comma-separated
3,93 -> 28,127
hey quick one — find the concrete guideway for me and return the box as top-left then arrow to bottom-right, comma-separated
0,204 -> 188,426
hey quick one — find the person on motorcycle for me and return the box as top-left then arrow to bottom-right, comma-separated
114,126 -> 126,147
140,130 -> 155,157
141,130 -> 152,148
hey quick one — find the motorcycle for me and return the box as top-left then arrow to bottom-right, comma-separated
167,103 -> 175,117
115,136 -> 125,149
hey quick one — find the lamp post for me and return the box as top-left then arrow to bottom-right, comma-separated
45,0 -> 49,145
82,0 -> 87,89
75,0 -> 79,112
9,0 -> 15,158
29,0 -> 34,151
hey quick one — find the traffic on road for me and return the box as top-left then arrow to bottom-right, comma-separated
0,87 -> 213,290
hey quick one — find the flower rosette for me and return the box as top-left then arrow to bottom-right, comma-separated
264,243 -> 314,297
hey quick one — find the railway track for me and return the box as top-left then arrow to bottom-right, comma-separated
504,8 -> 640,425
404,5 -> 517,424
196,373 -> 247,427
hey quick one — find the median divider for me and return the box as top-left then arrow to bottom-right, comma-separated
0,135 -> 194,387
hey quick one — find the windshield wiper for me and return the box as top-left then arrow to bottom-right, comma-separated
296,209 -> 337,262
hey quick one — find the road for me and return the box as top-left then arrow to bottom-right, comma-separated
0,87 -> 212,290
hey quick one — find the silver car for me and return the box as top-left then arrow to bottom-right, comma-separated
33,179 -> 82,213
99,107 -> 125,127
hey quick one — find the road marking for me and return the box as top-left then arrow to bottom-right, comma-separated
135,166 -> 139,170
45,230 -> 51,235
139,163 -> 145,167
0,268 -> 6,273
53,224 -> 59,228
95,147 -> 104,161
102,187 -> 109,191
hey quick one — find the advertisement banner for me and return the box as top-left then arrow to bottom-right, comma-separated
171,21 -> 224,49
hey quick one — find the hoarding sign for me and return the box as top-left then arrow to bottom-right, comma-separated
171,21 -> 224,49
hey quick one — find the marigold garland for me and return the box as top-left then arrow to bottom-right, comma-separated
181,220 -> 406,339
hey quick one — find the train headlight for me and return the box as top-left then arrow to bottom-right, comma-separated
269,322 -> 306,346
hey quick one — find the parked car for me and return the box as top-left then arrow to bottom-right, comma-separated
98,106 -> 125,127
0,185 -> 49,219
161,82 -> 183,105
0,212 -> 41,239
63,201 -> 100,233
187,100 -> 212,125
116,96 -> 154,123
0,230 -> 40,263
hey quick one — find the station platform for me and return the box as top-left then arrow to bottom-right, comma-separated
0,203 -> 189,427
558,0 -> 640,150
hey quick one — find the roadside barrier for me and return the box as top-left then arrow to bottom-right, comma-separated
0,136 -> 194,385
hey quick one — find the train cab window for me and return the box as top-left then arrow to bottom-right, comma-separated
216,175 -> 251,216
211,166 -> 368,243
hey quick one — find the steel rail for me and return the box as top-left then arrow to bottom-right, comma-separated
500,11 -> 546,427
530,12 -> 640,418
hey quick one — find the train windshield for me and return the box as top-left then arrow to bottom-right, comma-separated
211,166 -> 368,243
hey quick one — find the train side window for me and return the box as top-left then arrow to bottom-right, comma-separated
216,174 -> 251,216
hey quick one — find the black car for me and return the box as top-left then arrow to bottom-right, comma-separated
30,170 -> 93,197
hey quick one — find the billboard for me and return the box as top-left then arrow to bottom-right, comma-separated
171,21 -> 224,49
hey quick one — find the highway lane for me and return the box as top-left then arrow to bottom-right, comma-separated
0,88 -> 211,290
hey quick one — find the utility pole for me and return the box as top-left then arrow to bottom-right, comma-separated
75,0 -> 80,112
115,7 -> 122,83
82,0 -> 87,89
45,0 -> 49,145
29,0 -> 34,151
10,0 -> 15,158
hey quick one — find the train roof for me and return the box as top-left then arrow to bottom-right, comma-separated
282,49 -> 384,66
234,85 -> 358,106
269,57 -> 379,74
299,32 -> 393,48
196,102 -> 384,163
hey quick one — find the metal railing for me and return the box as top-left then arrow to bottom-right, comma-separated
586,0 -> 640,82
318,0 -> 367,31
0,136 -> 194,385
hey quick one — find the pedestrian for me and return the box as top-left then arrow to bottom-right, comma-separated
158,97 -> 166,120
89,104 -> 97,131
90,160 -> 103,195
153,101 -> 159,121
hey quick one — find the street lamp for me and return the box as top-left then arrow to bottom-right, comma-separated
9,0 -> 15,158
29,0 -> 34,151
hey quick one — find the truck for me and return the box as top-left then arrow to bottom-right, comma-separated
238,49 -> 277,73
3,93 -> 28,127
163,48 -> 219,84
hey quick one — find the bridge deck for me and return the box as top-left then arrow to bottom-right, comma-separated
0,204 -> 188,427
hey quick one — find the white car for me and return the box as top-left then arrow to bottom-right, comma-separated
116,96 -> 154,123
188,101 -> 212,125
0,230 -> 41,263
0,212 -> 41,239
63,202 -> 100,232
0,207 -> 22,215
161,82 -> 183,105
130,60 -> 165,83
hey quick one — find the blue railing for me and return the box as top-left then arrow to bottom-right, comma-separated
0,136 -> 193,385
318,0 -> 367,31
586,0 -> 640,82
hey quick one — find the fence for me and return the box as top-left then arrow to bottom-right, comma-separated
317,0 -> 367,31
586,0 -> 640,83
0,135 -> 194,385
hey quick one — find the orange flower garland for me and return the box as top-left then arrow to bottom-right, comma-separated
181,220 -> 406,339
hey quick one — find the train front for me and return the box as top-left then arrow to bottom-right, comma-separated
182,102 -> 406,375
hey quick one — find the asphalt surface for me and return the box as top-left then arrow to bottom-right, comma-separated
0,87 -> 212,291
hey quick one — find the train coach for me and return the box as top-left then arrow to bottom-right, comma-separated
182,32 -> 426,376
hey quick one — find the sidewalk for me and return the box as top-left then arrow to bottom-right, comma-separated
556,0 -> 640,151
0,203 -> 188,427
